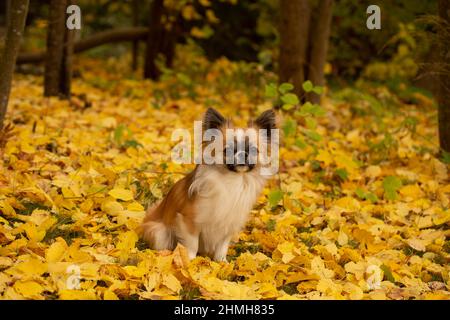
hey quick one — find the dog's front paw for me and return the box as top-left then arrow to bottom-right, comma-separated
213,253 -> 228,262
212,239 -> 231,262
187,250 -> 198,261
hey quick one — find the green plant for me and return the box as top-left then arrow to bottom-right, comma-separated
266,82 -> 326,150
113,124 -> 142,150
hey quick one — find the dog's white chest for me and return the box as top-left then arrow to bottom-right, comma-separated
189,166 -> 266,235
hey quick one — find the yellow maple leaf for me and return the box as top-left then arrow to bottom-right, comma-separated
108,188 -> 134,201
275,242 -> 296,264
103,290 -> 119,300
8,257 -> 47,277
182,5 -> 198,21
21,222 -> 46,242
46,238 -> 68,263
311,256 -> 335,279
407,238 -> 426,252
59,289 -> 97,300
101,199 -> 124,216
365,165 -> 381,178
199,0 -> 211,6
343,282 -> 364,300
337,230 -> 349,246
116,231 -> 138,262
399,184 -> 424,200
316,278 -> 343,299
127,201 -> 145,211
13,281 -> 44,299
0,200 -> 16,216
334,196 -> 360,212
162,274 -> 182,293
316,149 -> 332,166
0,257 -> 13,268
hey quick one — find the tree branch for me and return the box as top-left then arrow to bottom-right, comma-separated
17,27 -> 149,64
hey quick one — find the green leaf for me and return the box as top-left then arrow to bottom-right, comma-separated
282,118 -> 297,137
355,187 -> 366,199
298,102 -> 325,117
282,104 -> 294,111
176,73 -> 191,86
295,138 -> 307,149
312,86 -> 324,95
279,83 -> 294,94
382,176 -> 402,201
281,93 -> 299,105
123,139 -> 142,148
265,83 -> 278,98
302,80 -> 314,92
298,102 -> 313,117
380,264 -> 395,283
257,50 -> 272,66
305,117 -> 317,130
402,116 -> 418,132
310,160 -> 321,171
268,189 -> 284,207
305,130 -> 322,142
201,25 -> 214,38
355,187 -> 378,203
366,193 -> 379,203
361,93 -> 384,116
160,163 -> 168,170
441,151 -> 450,164
312,105 -> 327,117
114,124 -> 126,144
266,219 -> 276,231
335,168 -> 348,181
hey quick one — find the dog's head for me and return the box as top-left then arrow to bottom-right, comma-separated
202,108 -> 278,174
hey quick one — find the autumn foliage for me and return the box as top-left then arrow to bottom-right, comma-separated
0,49 -> 448,300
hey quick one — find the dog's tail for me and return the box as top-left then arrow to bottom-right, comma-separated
138,204 -> 175,250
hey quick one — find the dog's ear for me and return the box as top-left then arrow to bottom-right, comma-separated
255,109 -> 277,136
203,108 -> 226,131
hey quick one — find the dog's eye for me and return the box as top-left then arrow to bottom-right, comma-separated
249,146 -> 258,154
223,146 -> 233,155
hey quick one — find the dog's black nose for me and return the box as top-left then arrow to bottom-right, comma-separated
235,150 -> 248,165
227,163 -> 236,171
226,163 -> 255,172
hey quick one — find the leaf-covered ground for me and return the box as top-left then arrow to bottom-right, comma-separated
0,52 -> 449,300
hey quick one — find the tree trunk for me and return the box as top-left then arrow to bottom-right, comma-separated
160,25 -> 176,70
5,0 -> 11,28
0,0 -> 29,130
44,0 -> 68,97
307,0 -> 333,104
132,0 -> 139,71
61,11 -> 74,97
144,0 -> 164,79
438,0 -> 450,152
278,0 -> 311,98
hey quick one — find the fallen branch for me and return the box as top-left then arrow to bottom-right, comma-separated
17,27 -> 149,64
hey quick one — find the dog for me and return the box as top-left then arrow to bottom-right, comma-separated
140,108 -> 277,261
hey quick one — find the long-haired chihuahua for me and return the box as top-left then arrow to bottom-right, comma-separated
140,108 -> 278,261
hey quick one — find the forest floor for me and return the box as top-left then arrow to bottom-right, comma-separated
0,51 -> 449,300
